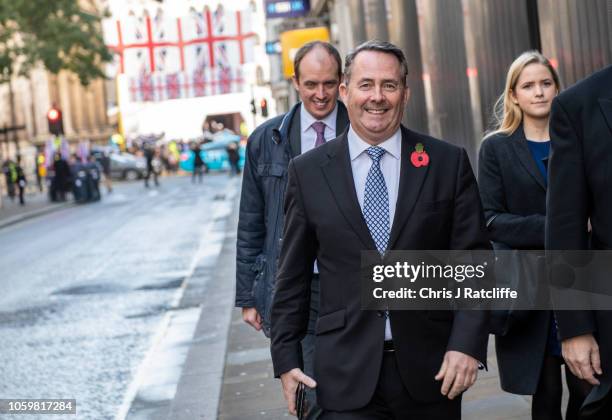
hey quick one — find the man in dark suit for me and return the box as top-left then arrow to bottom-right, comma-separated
271,40 -> 490,419
547,65 -> 612,418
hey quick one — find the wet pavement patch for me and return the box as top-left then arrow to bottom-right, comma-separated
135,278 -> 184,291
0,303 -> 64,327
124,304 -> 171,319
51,283 -> 130,296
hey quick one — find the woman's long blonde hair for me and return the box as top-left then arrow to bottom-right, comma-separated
487,51 -> 561,138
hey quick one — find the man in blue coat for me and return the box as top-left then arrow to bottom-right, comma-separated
235,41 -> 349,418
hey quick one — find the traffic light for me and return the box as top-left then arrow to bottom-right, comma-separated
47,106 -> 64,136
250,99 -> 256,115
260,99 -> 268,118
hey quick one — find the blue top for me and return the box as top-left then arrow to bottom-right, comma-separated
526,140 -> 550,183
526,140 -> 559,355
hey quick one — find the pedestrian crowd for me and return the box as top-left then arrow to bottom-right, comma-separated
236,39 -> 612,420
1,119 -> 246,206
47,152 -> 102,203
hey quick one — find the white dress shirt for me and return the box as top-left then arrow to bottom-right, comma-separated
347,125 -> 402,341
300,103 -> 338,153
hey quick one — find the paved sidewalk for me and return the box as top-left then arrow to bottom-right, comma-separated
216,326 -> 534,420
218,309 -> 287,419
0,190 -> 75,229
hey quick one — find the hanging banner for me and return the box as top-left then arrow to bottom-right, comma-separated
103,3 -> 256,102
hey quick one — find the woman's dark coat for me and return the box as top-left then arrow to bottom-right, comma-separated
478,125 -> 551,395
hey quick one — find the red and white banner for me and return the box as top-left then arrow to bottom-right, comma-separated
127,67 -> 245,102
104,4 -> 255,102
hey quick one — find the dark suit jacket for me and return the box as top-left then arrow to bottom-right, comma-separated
271,125 -> 490,411
547,66 -> 612,398
477,126 -> 550,395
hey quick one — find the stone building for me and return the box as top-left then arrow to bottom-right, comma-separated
0,0 -> 114,200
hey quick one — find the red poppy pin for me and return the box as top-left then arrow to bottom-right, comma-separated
410,143 -> 429,167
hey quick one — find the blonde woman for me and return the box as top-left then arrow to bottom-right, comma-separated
478,51 -> 591,419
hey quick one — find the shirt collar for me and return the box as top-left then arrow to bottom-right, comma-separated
348,125 -> 401,161
301,103 -> 338,133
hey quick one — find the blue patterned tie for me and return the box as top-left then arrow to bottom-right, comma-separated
363,146 -> 390,255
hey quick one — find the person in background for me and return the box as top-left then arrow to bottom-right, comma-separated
166,141 -> 180,173
478,51 -> 590,420
192,141 -> 205,184
144,142 -> 159,188
14,156 -> 26,206
226,142 -> 240,175
36,150 -> 46,192
239,121 -> 249,138
236,41 -> 349,420
51,151 -> 71,202
100,150 -> 112,194
69,153 -> 87,203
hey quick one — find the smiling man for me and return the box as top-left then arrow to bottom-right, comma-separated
271,40 -> 490,419
236,41 -> 348,419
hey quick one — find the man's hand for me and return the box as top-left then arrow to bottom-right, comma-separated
241,307 -> 262,331
280,368 -> 317,416
562,334 -> 602,385
435,350 -> 479,399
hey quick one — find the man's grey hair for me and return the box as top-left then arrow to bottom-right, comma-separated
343,40 -> 408,86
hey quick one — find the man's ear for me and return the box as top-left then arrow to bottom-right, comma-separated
339,82 -> 348,102
292,75 -> 299,91
403,87 -> 411,105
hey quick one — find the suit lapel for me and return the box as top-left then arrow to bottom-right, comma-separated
321,132 -> 377,251
335,102 -> 350,136
599,98 -> 612,138
388,127 -> 430,249
289,107 -> 302,157
511,126 -> 546,191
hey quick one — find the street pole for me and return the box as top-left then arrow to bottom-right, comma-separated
116,75 -> 124,139
0,124 -> 5,210
250,84 -> 257,130
1,124 -> 5,161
